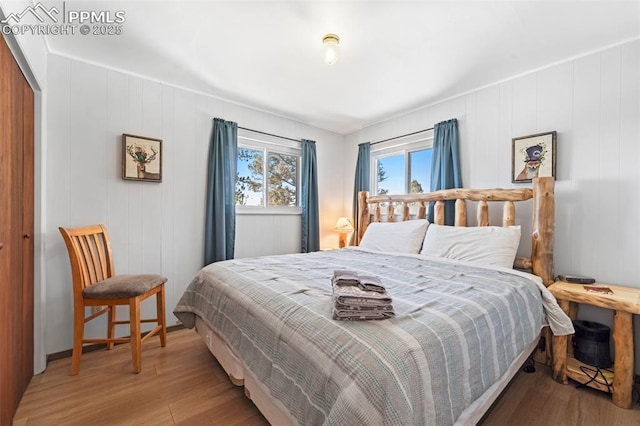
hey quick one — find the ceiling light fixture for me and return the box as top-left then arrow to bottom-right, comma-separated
322,33 -> 340,65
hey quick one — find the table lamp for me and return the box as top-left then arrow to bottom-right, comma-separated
334,217 -> 354,249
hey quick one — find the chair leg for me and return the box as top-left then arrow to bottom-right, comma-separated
71,306 -> 85,375
107,305 -> 115,350
129,297 -> 142,373
156,284 -> 167,347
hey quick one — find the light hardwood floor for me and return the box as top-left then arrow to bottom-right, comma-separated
14,329 -> 640,425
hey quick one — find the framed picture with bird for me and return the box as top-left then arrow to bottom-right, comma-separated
512,131 -> 556,183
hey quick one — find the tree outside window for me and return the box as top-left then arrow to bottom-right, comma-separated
267,153 -> 298,206
236,147 -> 299,207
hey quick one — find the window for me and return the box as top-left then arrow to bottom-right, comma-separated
376,154 -> 404,195
409,149 -> 432,194
236,148 -> 264,206
372,132 -> 433,196
235,135 -> 300,211
267,152 -> 299,206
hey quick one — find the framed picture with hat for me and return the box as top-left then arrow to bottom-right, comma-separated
511,131 -> 556,183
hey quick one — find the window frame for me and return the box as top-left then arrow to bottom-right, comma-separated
236,132 -> 302,215
371,130 -> 434,196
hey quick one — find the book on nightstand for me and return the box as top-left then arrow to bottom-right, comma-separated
584,286 -> 613,295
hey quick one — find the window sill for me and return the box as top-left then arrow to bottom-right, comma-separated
236,206 -> 302,216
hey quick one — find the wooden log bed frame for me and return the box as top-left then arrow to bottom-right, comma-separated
357,176 -> 555,287
189,176 -> 560,425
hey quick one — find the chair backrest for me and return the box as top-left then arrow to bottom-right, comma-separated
59,225 -> 115,297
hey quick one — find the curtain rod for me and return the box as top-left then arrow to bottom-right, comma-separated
238,126 -> 302,143
370,127 -> 433,146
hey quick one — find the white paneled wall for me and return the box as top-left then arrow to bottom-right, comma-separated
235,214 -> 302,259
345,39 -> 640,372
21,28 -> 640,374
45,54 -> 344,354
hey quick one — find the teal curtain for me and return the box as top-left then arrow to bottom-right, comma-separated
204,118 -> 238,265
301,139 -> 319,252
428,119 -> 462,225
351,142 -> 371,244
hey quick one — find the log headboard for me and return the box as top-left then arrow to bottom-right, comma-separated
357,177 -> 555,287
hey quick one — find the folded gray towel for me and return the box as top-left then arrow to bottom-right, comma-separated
334,302 -> 394,312
358,275 -> 386,293
332,284 -> 393,307
333,270 -> 360,287
332,308 -> 395,321
331,272 -> 394,320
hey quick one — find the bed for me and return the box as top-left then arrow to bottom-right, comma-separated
174,177 -> 573,425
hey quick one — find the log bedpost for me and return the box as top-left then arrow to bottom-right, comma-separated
477,201 -> 489,226
374,204 -> 381,223
434,201 -> 445,225
551,299 -> 571,384
387,203 -> 395,222
402,202 -> 410,221
455,199 -> 467,226
531,177 -> 555,286
503,201 -> 515,226
418,202 -> 426,220
357,191 -> 370,245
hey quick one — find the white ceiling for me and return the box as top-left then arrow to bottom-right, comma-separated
40,1 -> 640,134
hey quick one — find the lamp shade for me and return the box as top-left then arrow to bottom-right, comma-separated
334,217 -> 354,233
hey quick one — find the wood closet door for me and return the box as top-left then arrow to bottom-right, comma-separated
0,33 -> 34,426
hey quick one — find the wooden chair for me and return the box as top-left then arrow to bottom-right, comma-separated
59,224 -> 167,375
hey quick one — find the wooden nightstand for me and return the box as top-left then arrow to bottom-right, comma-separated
548,280 -> 640,409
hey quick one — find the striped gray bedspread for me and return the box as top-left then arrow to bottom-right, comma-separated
174,248 -> 572,426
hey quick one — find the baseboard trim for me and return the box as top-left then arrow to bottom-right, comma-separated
46,324 -> 185,363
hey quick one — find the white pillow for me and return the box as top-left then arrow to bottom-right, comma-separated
359,220 -> 430,254
420,224 -> 521,268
